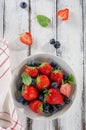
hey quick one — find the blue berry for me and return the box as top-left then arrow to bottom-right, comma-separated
20,2 -> 27,9
33,61 -> 41,66
55,104 -> 63,110
39,92 -> 44,102
43,103 -> 57,114
31,78 -> 36,86
54,41 -> 61,49
16,96 -> 24,103
51,82 -> 59,88
17,82 -> 23,91
23,100 -> 29,106
63,74 -> 68,80
49,105 -> 57,114
50,39 -> 55,44
50,61 -> 58,68
64,98 -> 71,104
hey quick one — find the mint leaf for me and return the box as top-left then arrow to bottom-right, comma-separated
21,72 -> 32,85
67,74 -> 75,85
36,15 -> 51,27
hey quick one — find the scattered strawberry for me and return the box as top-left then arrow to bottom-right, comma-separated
22,86 -> 38,101
50,70 -> 63,84
29,100 -> 43,114
20,32 -> 32,45
24,66 -> 38,77
36,75 -> 50,90
60,83 -> 72,97
57,8 -> 69,21
44,88 -> 63,105
39,62 -> 52,75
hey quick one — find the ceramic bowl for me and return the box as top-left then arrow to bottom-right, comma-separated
11,54 -> 77,120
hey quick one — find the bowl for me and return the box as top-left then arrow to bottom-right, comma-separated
11,54 -> 77,120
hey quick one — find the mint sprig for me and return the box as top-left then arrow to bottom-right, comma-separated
36,15 -> 51,27
67,74 -> 75,85
21,72 -> 32,85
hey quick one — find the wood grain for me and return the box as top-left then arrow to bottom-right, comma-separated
56,0 -> 83,130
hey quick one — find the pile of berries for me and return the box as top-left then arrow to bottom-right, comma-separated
16,60 -> 74,115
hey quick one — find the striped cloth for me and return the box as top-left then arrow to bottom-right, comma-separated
0,39 -> 22,130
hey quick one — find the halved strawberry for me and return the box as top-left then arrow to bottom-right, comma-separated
57,8 -> 69,21
36,75 -> 50,90
60,83 -> 72,97
44,88 -> 63,105
20,32 -> 32,45
24,66 -> 38,77
50,70 -> 63,84
29,100 -> 43,114
39,62 -> 52,75
22,86 -> 38,101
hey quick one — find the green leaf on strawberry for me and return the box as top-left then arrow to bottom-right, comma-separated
67,74 -> 75,85
43,89 -> 49,102
36,15 -> 51,27
21,72 -> 32,85
39,104 -> 43,112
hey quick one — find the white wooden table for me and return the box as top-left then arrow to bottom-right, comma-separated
0,0 -> 85,130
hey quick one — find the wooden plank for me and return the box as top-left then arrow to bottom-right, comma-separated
30,0 -> 58,130
0,0 -> 4,37
82,0 -> 86,129
56,0 -> 83,130
4,0 -> 30,130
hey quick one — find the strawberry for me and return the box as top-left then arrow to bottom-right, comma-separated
24,66 -> 38,77
22,86 -> 38,101
39,62 -> 52,75
44,88 -> 63,105
20,32 -> 32,45
29,100 -> 43,114
57,8 -> 69,21
50,70 -> 63,84
60,83 -> 72,97
36,75 -> 50,90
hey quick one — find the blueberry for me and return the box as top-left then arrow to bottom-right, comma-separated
39,91 -> 44,102
17,82 -> 23,91
33,61 -> 41,67
20,2 -> 27,9
54,41 -> 61,49
55,104 -> 63,110
51,82 -> 59,88
49,105 -> 57,114
23,100 -> 29,106
64,98 -> 71,104
50,61 -> 58,68
50,39 -> 55,44
43,103 -> 50,114
31,78 -> 36,86
16,96 -> 24,103
63,74 -> 68,80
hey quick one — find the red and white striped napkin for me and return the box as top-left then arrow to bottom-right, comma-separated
0,39 -> 22,130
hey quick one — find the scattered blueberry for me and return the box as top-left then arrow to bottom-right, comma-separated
50,39 -> 55,45
64,97 -> 71,104
31,78 -> 36,86
23,100 -> 29,106
39,91 -> 44,102
54,41 -> 61,49
49,105 -> 57,114
51,82 -> 59,88
55,104 -> 63,110
16,96 -> 24,103
33,61 -> 41,67
20,2 -> 27,9
63,74 -> 68,80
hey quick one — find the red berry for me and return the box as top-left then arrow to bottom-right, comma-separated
57,8 -> 69,21
39,62 -> 52,75
24,66 -> 38,77
36,75 -> 50,90
29,100 -> 43,114
20,32 -> 32,45
50,70 -> 63,84
60,83 -> 72,97
22,86 -> 38,101
45,88 -> 63,105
